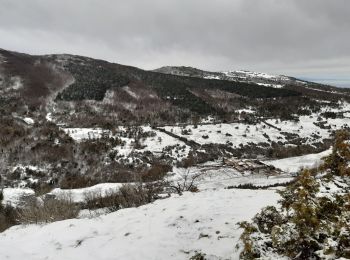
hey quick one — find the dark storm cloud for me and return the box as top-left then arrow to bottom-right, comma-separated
0,0 -> 349,78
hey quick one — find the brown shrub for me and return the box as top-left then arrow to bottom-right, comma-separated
18,194 -> 79,224
83,183 -> 163,212
29,182 -> 54,197
167,170 -> 201,195
141,163 -> 172,182
60,174 -> 98,189
0,204 -> 18,232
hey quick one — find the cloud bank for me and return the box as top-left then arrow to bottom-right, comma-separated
0,0 -> 349,82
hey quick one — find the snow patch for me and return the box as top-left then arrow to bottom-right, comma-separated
2,188 -> 35,207
123,86 -> 139,99
23,117 -> 35,125
49,183 -> 125,203
263,148 -> 332,173
62,128 -> 111,142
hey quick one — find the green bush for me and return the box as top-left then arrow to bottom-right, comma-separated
238,130 -> 350,259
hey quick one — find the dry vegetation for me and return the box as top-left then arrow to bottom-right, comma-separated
17,194 -> 79,224
83,183 -> 163,212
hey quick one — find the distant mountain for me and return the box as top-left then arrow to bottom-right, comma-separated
1,48 -> 349,127
154,66 -> 329,89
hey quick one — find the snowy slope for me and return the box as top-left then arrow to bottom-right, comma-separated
62,126 -> 191,162
222,70 -> 290,82
50,183 -> 125,203
154,66 -> 298,89
171,164 -> 294,190
0,189 -> 279,260
2,188 -> 35,207
162,105 -> 350,148
263,148 -> 332,173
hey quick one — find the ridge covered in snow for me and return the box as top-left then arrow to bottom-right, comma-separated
154,66 -> 303,89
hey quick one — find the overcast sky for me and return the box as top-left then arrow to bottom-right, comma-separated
0,0 -> 349,86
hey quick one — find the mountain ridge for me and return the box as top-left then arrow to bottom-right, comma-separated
0,48 -> 349,127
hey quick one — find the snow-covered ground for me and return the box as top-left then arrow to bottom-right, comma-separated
1,141 -> 332,259
164,122 -> 283,146
0,157 -> 293,259
265,116 -> 350,143
170,164 -> 293,190
61,102 -> 350,164
2,188 -> 35,207
263,148 -> 331,173
0,188 -> 280,260
236,108 -> 255,114
23,117 -> 35,125
50,183 -> 125,203
256,82 -> 283,89
62,128 -> 111,141
162,108 -> 350,147
63,126 -> 191,162
139,126 -> 190,159
223,70 -> 288,81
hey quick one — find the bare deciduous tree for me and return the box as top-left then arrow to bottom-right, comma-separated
167,170 -> 201,195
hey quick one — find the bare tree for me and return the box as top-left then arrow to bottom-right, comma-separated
167,170 -> 201,195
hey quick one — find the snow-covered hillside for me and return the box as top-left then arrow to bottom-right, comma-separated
0,188 -> 279,260
162,106 -> 350,147
1,48 -> 350,260
263,148 -> 331,173
1,153 -> 324,259
154,66 -> 301,89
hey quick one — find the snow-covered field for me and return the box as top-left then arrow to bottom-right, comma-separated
223,70 -> 289,81
162,108 -> 350,147
0,157 -> 294,259
60,103 -> 350,165
140,126 -> 190,159
264,148 -> 332,173
1,188 -> 35,207
50,183 -> 126,203
62,128 -> 111,141
164,122 -> 282,146
0,188 -> 280,260
2,149 -> 330,209
256,82 -> 283,88
170,164 -> 293,190
0,151 -> 336,259
63,126 -> 191,162
6,101 -> 346,259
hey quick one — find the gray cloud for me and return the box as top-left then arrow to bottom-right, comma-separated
0,0 -> 349,80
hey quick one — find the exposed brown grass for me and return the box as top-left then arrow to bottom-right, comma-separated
18,194 -> 79,224
83,183 -> 164,212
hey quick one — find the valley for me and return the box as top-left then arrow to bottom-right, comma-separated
0,48 -> 349,260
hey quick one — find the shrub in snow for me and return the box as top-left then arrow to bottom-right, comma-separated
181,128 -> 192,135
167,170 -> 200,195
60,174 -> 98,189
253,206 -> 283,234
0,191 -> 18,232
17,194 -> 79,224
237,221 -> 260,259
238,130 -> 350,259
189,252 -> 207,260
0,204 -> 17,232
141,163 -> 172,182
181,152 -> 196,168
83,183 -> 163,212
321,130 -> 350,177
